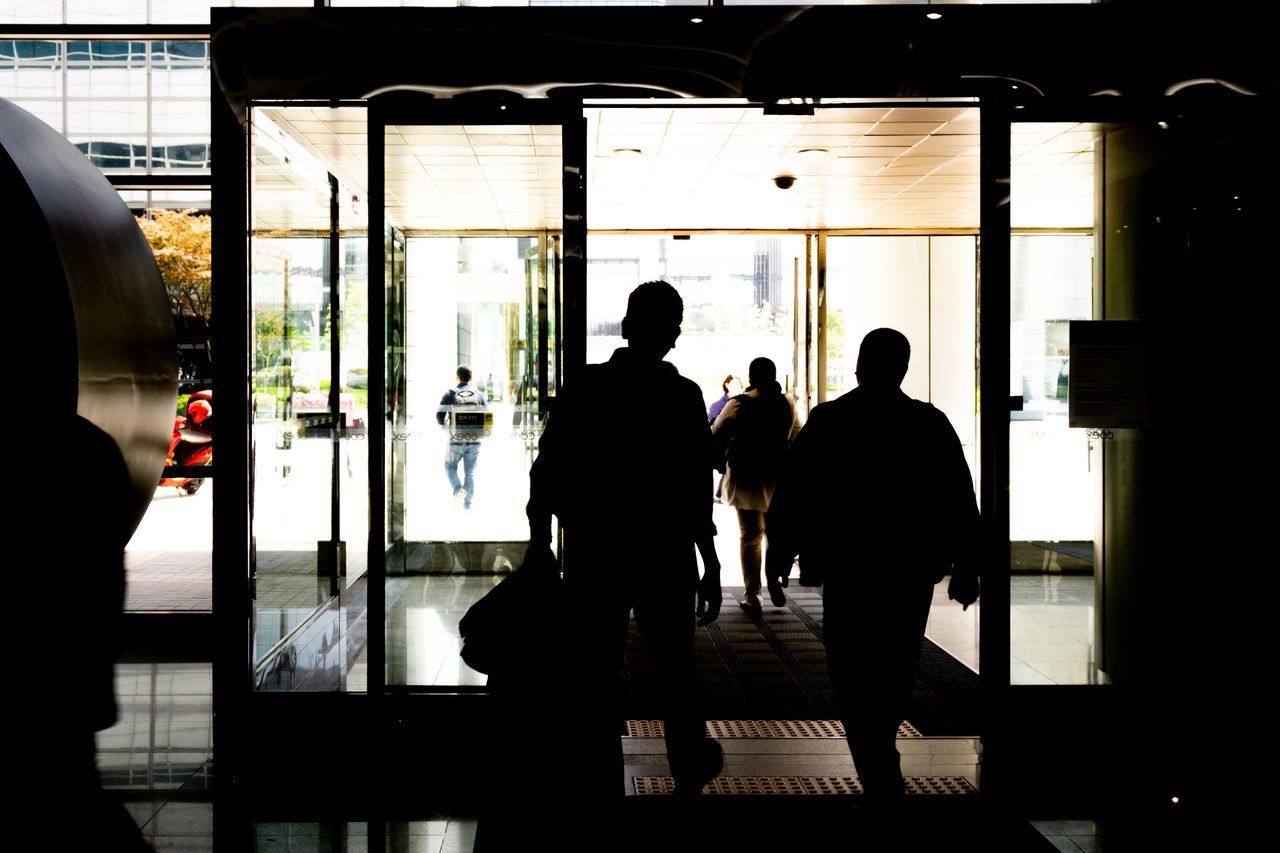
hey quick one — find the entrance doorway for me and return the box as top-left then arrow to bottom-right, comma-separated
242,99 -> 1108,760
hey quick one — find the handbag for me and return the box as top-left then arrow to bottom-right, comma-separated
458,546 -> 564,676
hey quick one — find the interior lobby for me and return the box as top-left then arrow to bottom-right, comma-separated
6,3 -> 1273,850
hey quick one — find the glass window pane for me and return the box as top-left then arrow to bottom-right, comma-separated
126,207 -> 215,614
251,107 -> 363,692
1009,121 -> 1100,686
126,484 -> 213,613
0,41 -> 64,130
64,0 -> 149,24
0,1 -> 63,24
826,237 -> 930,399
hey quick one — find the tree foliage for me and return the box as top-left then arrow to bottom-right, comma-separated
137,208 -> 212,326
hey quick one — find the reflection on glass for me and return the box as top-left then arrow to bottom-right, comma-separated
0,40 -> 210,173
97,662 -> 212,790
1009,235 -> 1094,542
339,229 -> 370,588
251,107 -> 366,691
401,237 -> 544,546
1009,122 -> 1100,686
251,236 -> 333,662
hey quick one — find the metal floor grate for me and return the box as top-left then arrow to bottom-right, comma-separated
625,720 -> 923,738
632,775 -> 977,796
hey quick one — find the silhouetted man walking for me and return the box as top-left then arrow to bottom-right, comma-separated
527,280 -> 724,801
766,328 -> 981,800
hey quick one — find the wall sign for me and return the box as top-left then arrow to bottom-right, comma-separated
1069,320 -> 1147,429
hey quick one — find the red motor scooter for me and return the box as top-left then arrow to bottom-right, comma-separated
159,390 -> 213,495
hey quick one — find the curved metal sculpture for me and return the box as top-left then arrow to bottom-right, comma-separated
0,98 -> 176,539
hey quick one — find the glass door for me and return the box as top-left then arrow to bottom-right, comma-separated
1000,100 -> 1276,689
373,100 -> 564,689
248,106 -> 370,692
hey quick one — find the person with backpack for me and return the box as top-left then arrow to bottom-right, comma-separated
437,365 -> 488,510
711,356 -> 799,616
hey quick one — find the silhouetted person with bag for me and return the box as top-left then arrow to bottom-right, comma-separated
766,328 -> 980,801
526,280 -> 724,808
711,356 -> 798,615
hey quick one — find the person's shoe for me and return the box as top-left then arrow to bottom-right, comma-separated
739,595 -> 762,617
672,738 -> 723,797
767,577 -> 787,607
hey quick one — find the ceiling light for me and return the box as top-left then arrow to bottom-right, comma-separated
1157,120 -> 1169,129
798,148 -> 830,157
690,17 -> 703,24
611,147 -> 644,158
926,12 -> 942,20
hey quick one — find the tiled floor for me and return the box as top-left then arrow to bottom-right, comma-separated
1009,575 -> 1102,685
125,485 -> 213,612
1032,819 -> 1102,852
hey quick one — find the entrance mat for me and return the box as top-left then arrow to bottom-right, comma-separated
1011,540 -> 1094,572
625,719 -> 922,739
632,775 -> 977,796
623,587 -> 978,735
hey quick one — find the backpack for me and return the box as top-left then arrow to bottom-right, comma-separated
725,392 -> 792,484
448,387 -> 490,439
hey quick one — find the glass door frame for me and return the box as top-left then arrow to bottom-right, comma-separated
366,95 -> 584,697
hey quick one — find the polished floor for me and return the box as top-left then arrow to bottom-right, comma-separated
94,659 -> 1102,851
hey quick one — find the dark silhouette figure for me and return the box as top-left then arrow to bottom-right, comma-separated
33,415 -> 151,849
527,280 -> 724,801
437,365 -> 487,510
711,356 -> 798,615
766,328 -> 981,801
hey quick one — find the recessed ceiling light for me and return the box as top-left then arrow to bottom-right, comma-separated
611,147 -> 644,158
1157,120 -> 1169,129
690,17 -> 703,24
926,12 -> 942,21
798,148 -> 830,157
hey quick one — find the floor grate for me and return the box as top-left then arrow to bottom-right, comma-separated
625,720 -> 922,738
632,775 -> 976,796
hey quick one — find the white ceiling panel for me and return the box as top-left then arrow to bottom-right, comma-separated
251,105 -> 1097,233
